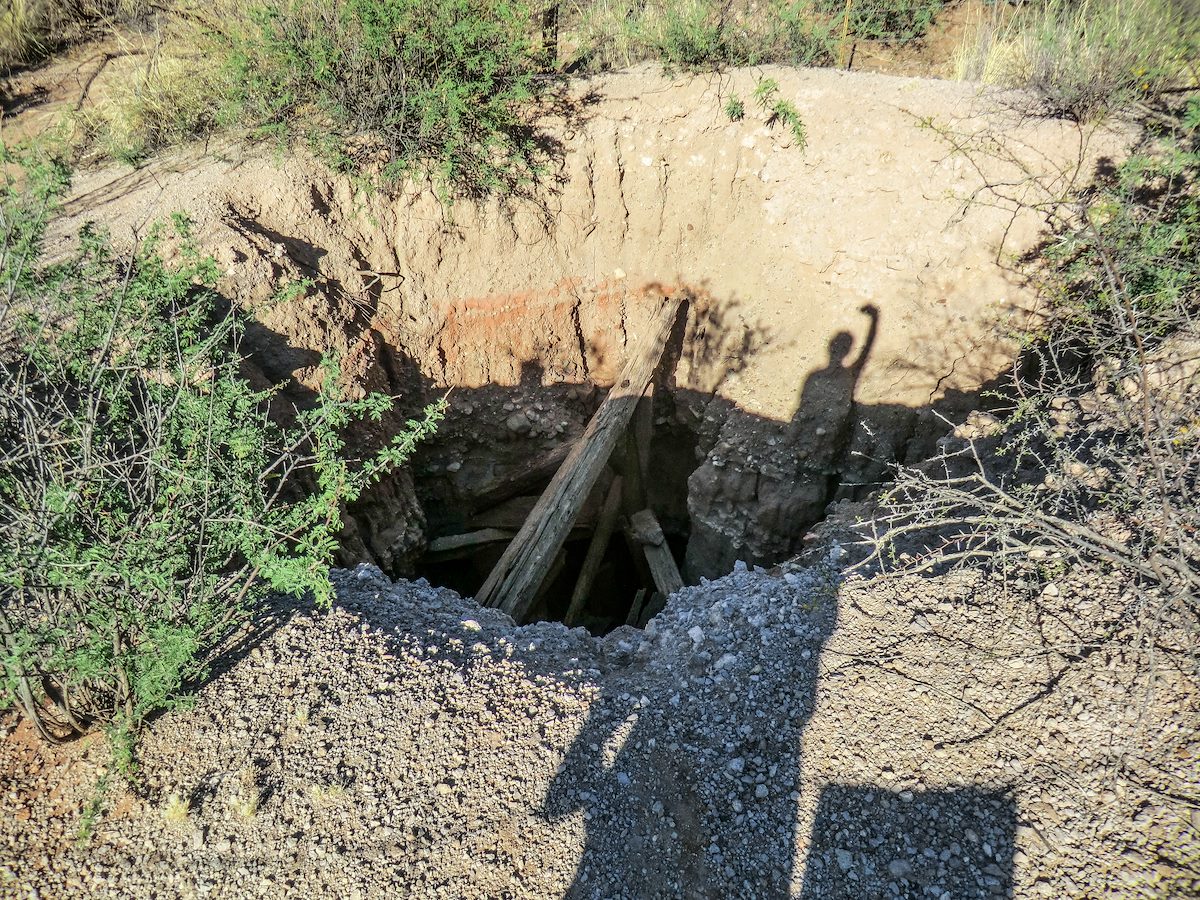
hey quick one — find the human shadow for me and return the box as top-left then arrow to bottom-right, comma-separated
682,304 -> 880,581
541,565 -> 839,898
787,303 -> 880,506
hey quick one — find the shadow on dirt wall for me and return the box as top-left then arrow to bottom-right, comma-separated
365,315 -> 991,579
210,202 -> 1010,591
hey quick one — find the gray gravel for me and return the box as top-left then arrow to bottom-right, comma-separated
2,551 -> 1196,898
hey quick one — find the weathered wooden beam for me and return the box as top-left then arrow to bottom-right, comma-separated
613,384 -> 654,514
425,523 -> 591,563
628,508 -> 684,598
424,528 -> 514,561
625,588 -> 648,627
466,440 -> 576,514
563,476 -> 624,627
475,297 -> 684,619
468,491 -> 599,531
632,383 -> 654,483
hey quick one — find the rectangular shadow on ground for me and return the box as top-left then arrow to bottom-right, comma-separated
799,785 -> 1016,900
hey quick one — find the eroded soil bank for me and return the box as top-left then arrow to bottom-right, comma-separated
51,65 -> 1129,604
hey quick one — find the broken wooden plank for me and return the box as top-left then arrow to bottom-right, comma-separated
628,508 -> 684,598
625,588 -> 648,627
425,524 -> 590,563
424,528 -> 514,562
475,296 -> 684,619
563,476 -> 624,627
468,491 -> 599,531
616,430 -> 645,515
466,440 -> 576,514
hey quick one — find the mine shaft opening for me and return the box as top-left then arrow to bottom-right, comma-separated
411,381 -> 702,636
374,295 -> 907,634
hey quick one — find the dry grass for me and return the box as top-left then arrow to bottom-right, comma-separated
952,0 -> 1200,119
307,782 -> 350,808
0,0 -> 150,71
161,792 -> 190,825
74,37 -> 231,165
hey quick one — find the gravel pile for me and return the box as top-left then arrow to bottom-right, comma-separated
2,552 -> 1197,898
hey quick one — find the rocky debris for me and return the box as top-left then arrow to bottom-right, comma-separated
2,553 -> 1195,898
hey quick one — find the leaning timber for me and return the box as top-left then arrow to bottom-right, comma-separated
475,297 -> 684,620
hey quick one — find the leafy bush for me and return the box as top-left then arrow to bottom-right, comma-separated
0,143 -> 443,748
764,0 -> 837,66
223,0 -> 541,197
70,0 -> 848,177
954,0 -> 1200,120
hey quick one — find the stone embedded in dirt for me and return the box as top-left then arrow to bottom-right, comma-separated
505,412 -> 532,434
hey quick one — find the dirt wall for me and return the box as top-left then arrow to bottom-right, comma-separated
53,65 -> 1133,576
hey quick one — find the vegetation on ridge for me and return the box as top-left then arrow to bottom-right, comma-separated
7,0 -> 1197,193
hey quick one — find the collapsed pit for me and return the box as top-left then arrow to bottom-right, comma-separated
48,70 -> 1113,635
324,289 -> 985,635
410,377 -> 702,634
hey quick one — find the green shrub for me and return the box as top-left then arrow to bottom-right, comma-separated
769,98 -> 807,148
764,0 -> 838,66
752,76 -> 808,148
643,0 -> 749,70
0,143 -> 443,749
563,0 -> 841,72
224,0 -> 541,197
724,93 -> 745,121
1041,115 -> 1200,333
818,0 -> 942,44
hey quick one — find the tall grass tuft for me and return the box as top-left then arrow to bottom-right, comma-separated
953,0 -> 1200,120
0,0 -> 151,71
